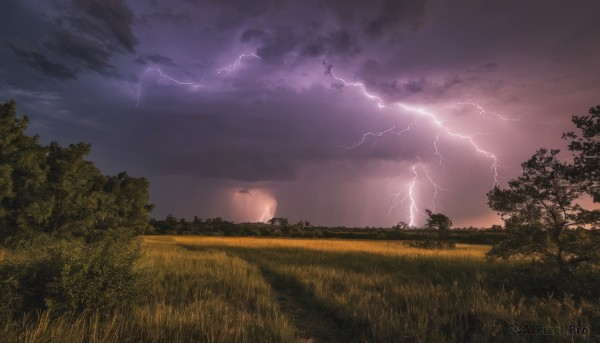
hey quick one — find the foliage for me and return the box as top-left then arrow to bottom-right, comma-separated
0,99 -> 151,325
425,209 -> 453,231
0,99 -> 153,245
487,117 -> 600,296
0,238 -> 146,322
564,105 -> 600,202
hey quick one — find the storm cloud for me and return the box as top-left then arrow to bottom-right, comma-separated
2,0 -> 600,227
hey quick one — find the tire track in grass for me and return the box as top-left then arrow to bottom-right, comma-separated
180,244 -> 351,342
251,261 -> 349,343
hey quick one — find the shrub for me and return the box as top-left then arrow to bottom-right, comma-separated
0,237 -> 146,323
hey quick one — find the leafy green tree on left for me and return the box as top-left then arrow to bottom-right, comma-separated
0,99 -> 152,244
0,100 -> 49,241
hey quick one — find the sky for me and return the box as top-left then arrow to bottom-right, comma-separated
1,0 -> 599,228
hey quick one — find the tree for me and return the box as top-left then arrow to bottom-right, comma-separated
0,100 -> 49,241
564,105 -> 600,202
487,148 -> 600,288
393,221 -> 409,231
267,217 -> 289,227
425,209 -> 452,231
0,99 -> 150,319
0,99 -> 153,244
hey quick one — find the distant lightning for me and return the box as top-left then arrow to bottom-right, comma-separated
325,61 -> 390,109
407,165 -> 420,226
432,133 -> 445,168
457,101 -> 523,122
135,67 -> 204,107
149,67 -> 204,89
326,63 -> 506,225
388,164 -> 447,226
258,205 -> 273,223
424,167 -> 447,212
136,51 -> 260,107
217,52 -> 260,74
341,120 -> 416,149
395,103 -> 501,187
135,52 -> 509,227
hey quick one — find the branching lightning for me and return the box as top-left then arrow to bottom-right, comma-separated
341,120 -> 416,149
147,67 -> 205,89
424,167 -> 447,212
136,52 -> 260,107
258,205 -> 274,223
134,51 -> 510,227
326,63 -> 506,226
432,133 -> 445,168
457,101 -> 523,122
396,103 -> 501,187
217,52 -> 260,74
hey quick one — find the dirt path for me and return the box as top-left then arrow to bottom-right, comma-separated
258,264 -> 348,343
233,252 -> 350,343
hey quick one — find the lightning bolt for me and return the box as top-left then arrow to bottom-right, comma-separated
388,164 -> 448,226
134,52 -> 509,227
341,120 -> 416,149
388,164 -> 424,227
135,67 -> 204,107
457,101 -> 523,122
217,52 -> 260,74
395,103 -> 501,187
407,165 -> 421,226
258,205 -> 274,223
325,61 -> 390,109
424,167 -> 447,212
136,51 -> 260,107
326,63 -> 505,226
432,133 -> 445,168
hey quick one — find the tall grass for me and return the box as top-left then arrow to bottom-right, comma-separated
1,236 -> 597,342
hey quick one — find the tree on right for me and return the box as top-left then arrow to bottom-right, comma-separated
486,105 -> 600,297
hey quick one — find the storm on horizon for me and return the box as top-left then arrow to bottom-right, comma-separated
1,0 -> 599,227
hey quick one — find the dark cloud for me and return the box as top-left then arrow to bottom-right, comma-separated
302,30 -> 361,58
135,54 -> 175,66
320,0 -> 433,39
70,0 -> 137,53
351,59 -> 465,102
237,188 -> 251,194
240,28 -> 270,43
253,28 -> 300,64
9,0 -> 139,78
139,7 -> 193,25
3,0 -> 600,227
207,0 -> 283,30
365,0 -> 430,37
43,29 -> 117,75
7,43 -> 77,80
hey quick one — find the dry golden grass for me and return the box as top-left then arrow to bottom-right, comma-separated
145,235 -> 489,259
1,236 -> 597,342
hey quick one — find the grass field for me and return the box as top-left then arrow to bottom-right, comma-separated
2,236 -> 598,342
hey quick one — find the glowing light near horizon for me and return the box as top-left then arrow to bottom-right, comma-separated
258,205 -> 275,223
232,188 -> 277,223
